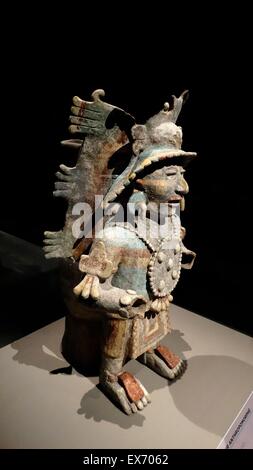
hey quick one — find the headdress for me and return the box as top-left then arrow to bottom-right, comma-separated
103,90 -> 197,207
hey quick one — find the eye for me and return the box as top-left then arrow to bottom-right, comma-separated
165,170 -> 177,176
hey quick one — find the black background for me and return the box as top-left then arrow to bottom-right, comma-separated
0,6 -> 252,342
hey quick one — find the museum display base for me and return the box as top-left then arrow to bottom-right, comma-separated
0,304 -> 252,449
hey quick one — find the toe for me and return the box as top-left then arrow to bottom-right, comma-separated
146,394 -> 152,403
131,402 -> 138,413
135,378 -> 152,403
171,359 -> 186,378
136,400 -> 144,410
168,370 -> 176,379
142,396 -> 148,407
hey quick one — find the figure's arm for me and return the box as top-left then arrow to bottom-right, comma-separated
73,240 -> 147,318
180,226 -> 196,270
181,244 -> 196,269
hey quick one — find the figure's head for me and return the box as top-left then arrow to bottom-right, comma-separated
136,164 -> 189,207
103,91 -> 197,210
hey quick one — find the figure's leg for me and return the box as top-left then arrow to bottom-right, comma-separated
138,345 -> 186,380
99,318 -> 151,415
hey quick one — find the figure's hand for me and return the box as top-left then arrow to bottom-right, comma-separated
119,291 -> 148,319
73,276 -> 148,318
69,89 -> 135,137
73,274 -> 100,300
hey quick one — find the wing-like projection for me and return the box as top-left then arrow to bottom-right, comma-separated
43,89 -> 135,259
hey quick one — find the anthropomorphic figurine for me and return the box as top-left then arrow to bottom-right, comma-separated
43,89 -> 197,415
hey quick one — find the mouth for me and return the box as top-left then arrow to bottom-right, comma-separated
167,194 -> 185,211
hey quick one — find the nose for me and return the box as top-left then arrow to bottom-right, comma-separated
176,174 -> 189,195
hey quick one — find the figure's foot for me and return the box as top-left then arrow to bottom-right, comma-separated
138,345 -> 186,380
100,371 -> 151,415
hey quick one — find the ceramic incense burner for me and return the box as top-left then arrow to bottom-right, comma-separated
44,89 -> 197,414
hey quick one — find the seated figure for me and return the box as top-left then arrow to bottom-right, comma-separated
43,89 -> 197,415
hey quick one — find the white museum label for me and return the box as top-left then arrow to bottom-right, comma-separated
217,391 -> 253,449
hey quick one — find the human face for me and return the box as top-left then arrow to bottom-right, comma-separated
136,165 -> 189,209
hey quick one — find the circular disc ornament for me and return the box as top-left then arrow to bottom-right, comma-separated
148,238 -> 182,297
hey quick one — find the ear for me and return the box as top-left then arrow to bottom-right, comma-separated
131,124 -> 150,155
131,124 -> 147,140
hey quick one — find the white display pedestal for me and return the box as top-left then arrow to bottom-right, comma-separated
1,305 -> 253,449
